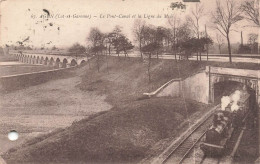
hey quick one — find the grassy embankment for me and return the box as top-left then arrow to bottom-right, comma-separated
3,56 -> 260,163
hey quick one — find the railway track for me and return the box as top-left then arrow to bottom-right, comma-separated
162,108 -> 216,164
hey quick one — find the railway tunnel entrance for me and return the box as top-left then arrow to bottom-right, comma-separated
214,81 -> 242,103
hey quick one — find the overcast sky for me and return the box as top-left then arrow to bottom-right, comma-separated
1,0 -> 259,48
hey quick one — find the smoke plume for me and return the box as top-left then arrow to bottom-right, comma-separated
221,96 -> 231,110
230,90 -> 241,112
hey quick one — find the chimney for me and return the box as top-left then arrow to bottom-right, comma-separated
241,31 -> 243,46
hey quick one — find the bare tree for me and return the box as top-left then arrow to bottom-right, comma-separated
211,0 -> 243,63
87,27 -> 104,72
168,14 -> 181,60
132,19 -> 146,60
87,27 -> 103,47
240,0 -> 259,27
216,33 -> 224,54
187,3 -> 205,61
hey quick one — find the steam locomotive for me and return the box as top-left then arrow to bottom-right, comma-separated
200,89 -> 250,156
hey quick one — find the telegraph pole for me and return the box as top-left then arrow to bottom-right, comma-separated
205,24 -> 208,61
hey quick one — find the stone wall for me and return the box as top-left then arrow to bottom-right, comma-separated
0,66 -> 77,92
153,70 -> 210,104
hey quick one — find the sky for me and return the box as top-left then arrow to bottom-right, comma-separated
0,0 -> 259,48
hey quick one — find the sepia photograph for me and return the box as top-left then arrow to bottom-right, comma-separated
0,0 -> 259,163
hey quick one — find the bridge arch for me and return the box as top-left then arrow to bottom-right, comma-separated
49,57 -> 54,66
71,59 -> 78,66
21,56 -> 24,62
36,56 -> 40,64
62,58 -> 68,68
26,55 -> 30,64
32,56 -> 36,64
29,55 -> 33,64
40,56 -> 44,64
18,54 -> 22,62
80,60 -> 86,65
44,57 -> 49,65
55,58 -> 61,68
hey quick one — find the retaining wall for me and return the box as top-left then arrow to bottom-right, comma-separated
144,69 -> 210,104
0,66 -> 77,92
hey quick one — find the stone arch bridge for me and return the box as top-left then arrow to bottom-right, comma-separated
10,52 -> 88,68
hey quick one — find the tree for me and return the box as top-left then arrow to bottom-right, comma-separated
52,45 -> 58,51
87,27 -> 105,72
248,33 -> 258,53
68,43 -> 86,57
104,32 -> 115,56
111,26 -> 123,58
238,44 -> 251,54
248,33 -> 258,44
177,37 -> 213,60
170,2 -> 186,10
87,27 -> 103,48
112,35 -> 134,58
198,37 -> 213,54
211,0 -> 243,63
240,0 -> 259,27
175,22 -> 193,59
141,42 -> 161,82
216,33 -> 224,54
90,45 -> 106,72
132,19 -> 146,60
168,14 -> 181,60
186,3 -> 205,61
143,25 -> 157,45
155,26 -> 167,59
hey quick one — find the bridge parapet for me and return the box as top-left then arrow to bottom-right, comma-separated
206,66 -> 260,79
9,52 -> 88,68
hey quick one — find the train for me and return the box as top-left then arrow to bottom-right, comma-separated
200,88 -> 250,157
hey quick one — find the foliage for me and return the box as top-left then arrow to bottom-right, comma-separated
68,43 -> 86,56
112,35 -> 134,55
248,33 -> 258,44
141,42 -> 161,53
90,45 -> 106,53
170,2 -> 186,10
87,27 -> 104,47
238,44 -> 251,54
177,37 -> 213,58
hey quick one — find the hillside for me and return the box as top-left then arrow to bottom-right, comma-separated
3,56 -> 260,163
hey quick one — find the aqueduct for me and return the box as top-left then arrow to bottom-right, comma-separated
9,52 -> 88,68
